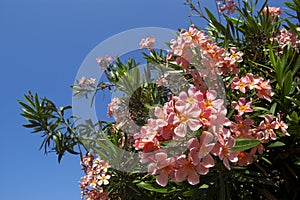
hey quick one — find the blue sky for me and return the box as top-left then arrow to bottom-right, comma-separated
0,0 -> 287,199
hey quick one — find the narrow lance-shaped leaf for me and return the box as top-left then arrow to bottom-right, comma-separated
231,138 -> 260,152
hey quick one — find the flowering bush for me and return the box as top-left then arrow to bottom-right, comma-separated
19,0 -> 300,199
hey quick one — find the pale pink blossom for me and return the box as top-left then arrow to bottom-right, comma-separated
140,36 -> 155,50
187,131 -> 216,166
172,103 -> 201,138
229,47 -> 243,64
212,135 -> 238,170
218,0 -> 236,15
255,79 -> 274,102
263,6 -> 283,20
258,114 -> 279,142
107,97 -> 121,118
96,56 -> 114,70
273,28 -> 300,51
230,115 -> 254,136
232,98 -> 253,116
237,151 -> 253,166
231,76 -> 248,93
175,154 -> 200,185
276,113 -> 290,136
148,152 -> 176,187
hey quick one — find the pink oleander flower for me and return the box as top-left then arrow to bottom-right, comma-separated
77,77 -> 96,89
187,131 -> 216,168
244,73 -> 261,90
212,134 -> 238,170
218,0 -> 236,15
80,155 -> 111,200
175,154 -> 200,185
199,58 -> 219,80
228,47 -> 243,64
107,97 -> 121,118
276,113 -> 290,136
189,70 -> 208,91
237,151 -> 254,166
231,76 -> 248,93
171,102 -> 201,138
133,122 -> 161,153
177,87 -> 203,106
148,152 -> 176,187
273,28 -> 300,51
263,6 -> 283,20
230,115 -> 254,136
255,79 -> 274,102
201,90 -> 224,112
96,56 -> 114,71
258,114 -> 279,142
140,36 -> 155,50
231,97 -> 253,116
84,188 -> 110,200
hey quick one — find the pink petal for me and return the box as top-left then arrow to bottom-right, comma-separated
223,158 -> 231,170
187,138 -> 199,149
175,168 -> 188,182
196,164 -> 209,175
189,148 -> 200,165
156,173 -> 169,187
178,91 -> 188,102
202,154 -> 215,168
155,152 -> 167,164
187,170 -> 200,185
188,119 -> 201,131
174,124 -> 187,138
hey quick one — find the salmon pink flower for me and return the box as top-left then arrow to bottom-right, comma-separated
263,6 -> 282,20
230,115 -> 253,136
201,90 -> 224,112
244,73 -> 261,90
255,79 -> 274,102
148,152 -> 176,187
107,97 -> 121,118
258,114 -> 279,142
276,113 -> 290,136
175,154 -> 200,185
237,151 -> 253,166
231,76 -> 248,93
273,28 -> 300,51
218,0 -> 236,15
212,135 -> 238,170
187,131 -> 216,166
172,103 -> 201,138
232,98 -> 253,116
140,36 -> 155,50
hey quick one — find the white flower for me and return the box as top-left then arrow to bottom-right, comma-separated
97,174 -> 111,186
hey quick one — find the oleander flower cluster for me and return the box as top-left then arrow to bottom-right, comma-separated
101,24 -> 291,188
169,24 -> 243,75
217,0 -> 236,15
80,154 -> 110,200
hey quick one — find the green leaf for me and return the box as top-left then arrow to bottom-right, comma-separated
286,96 -> 300,107
136,182 -> 179,193
283,70 -> 293,96
231,138 -> 260,152
267,141 -> 285,148
269,103 -> 277,115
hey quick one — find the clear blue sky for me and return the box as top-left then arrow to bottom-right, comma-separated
0,0 -> 287,199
